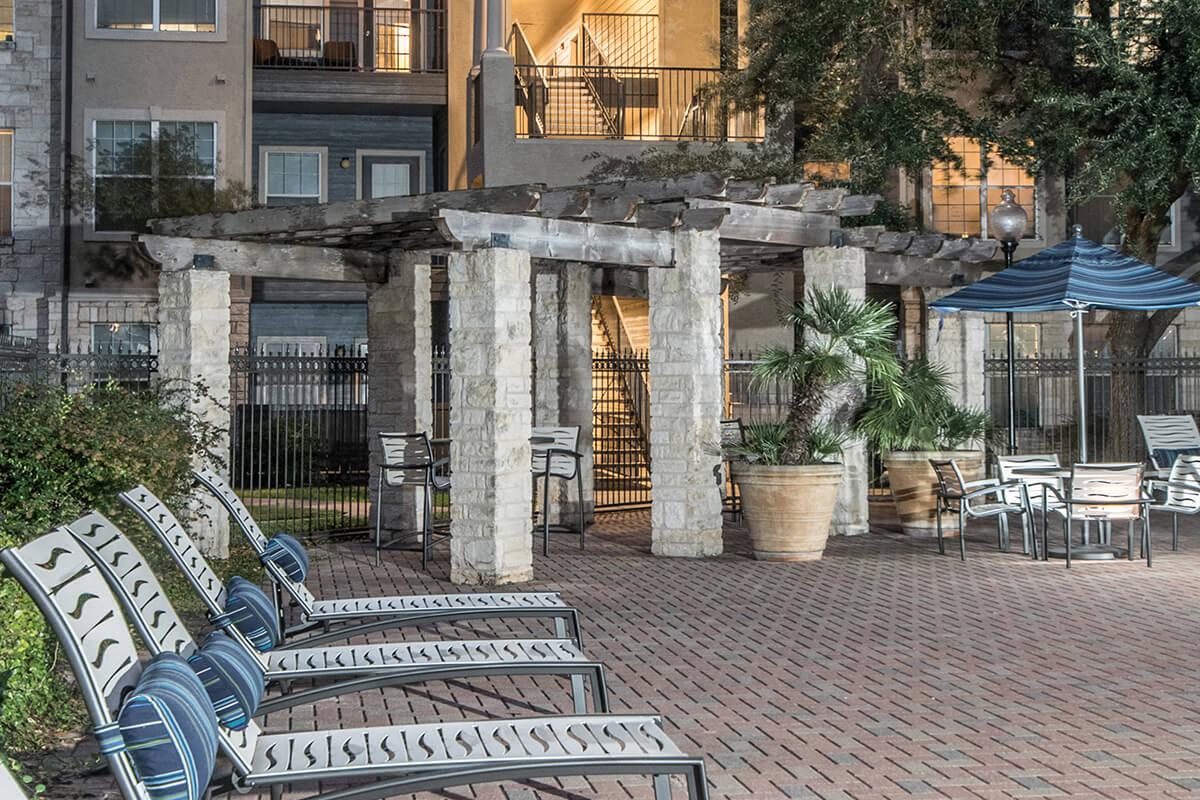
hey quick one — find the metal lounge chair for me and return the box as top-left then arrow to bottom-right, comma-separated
2,528 -> 710,800
190,467 -> 583,647
531,425 -> 587,555
930,459 -> 1034,561
1148,453 -> 1200,550
72,507 -> 609,715
1138,414 -> 1200,471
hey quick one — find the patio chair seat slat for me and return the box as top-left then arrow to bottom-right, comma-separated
264,639 -> 586,677
308,591 -> 568,620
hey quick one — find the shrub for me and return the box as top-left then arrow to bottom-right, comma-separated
0,379 -> 234,755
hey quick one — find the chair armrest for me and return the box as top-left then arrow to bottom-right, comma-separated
961,480 -> 1021,501
432,456 -> 450,470
963,478 -> 999,489
537,447 -> 583,461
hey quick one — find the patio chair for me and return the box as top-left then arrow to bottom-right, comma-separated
1147,454 -> 1200,551
77,505 -> 609,716
930,459 -> 1033,561
191,467 -> 584,647
532,425 -> 586,555
996,453 -> 1070,558
1,528 -> 711,800
719,418 -> 745,520
1137,414 -> 1200,471
1059,463 -> 1153,568
376,431 -> 450,568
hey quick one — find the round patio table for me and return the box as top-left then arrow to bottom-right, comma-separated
1011,465 -> 1129,561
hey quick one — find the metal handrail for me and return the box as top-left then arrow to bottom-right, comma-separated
579,22 -> 622,137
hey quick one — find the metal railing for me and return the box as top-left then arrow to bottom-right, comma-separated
252,4 -> 446,72
593,350 -> 651,510
510,23 -> 548,137
579,23 -> 622,136
513,63 -> 763,142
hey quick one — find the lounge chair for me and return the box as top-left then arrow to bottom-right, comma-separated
1147,453 -> 1200,551
2,527 -> 710,800
188,469 -> 583,647
70,508 -> 609,715
1138,414 -> 1200,471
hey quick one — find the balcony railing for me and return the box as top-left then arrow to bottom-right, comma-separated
513,64 -> 764,142
252,4 -> 446,73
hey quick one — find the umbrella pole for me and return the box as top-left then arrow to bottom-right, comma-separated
1006,312 -> 1017,454
1074,309 -> 1088,463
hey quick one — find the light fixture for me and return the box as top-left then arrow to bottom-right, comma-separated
339,157 -> 352,169
990,188 -> 1029,247
108,322 -> 121,333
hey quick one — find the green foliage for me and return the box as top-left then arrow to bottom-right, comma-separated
854,358 -> 992,452
1,754 -> 46,797
727,421 -> 848,466
0,380 -> 252,759
733,287 -> 901,465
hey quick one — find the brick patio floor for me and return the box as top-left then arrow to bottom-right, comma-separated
45,505 -> 1200,799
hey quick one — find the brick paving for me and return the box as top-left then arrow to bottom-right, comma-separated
44,505 -> 1200,799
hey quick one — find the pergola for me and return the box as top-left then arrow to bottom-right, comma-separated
140,173 -> 996,585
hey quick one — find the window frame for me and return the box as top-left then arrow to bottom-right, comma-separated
926,137 -> 1042,241
87,0 -> 225,41
90,117 -> 218,235
90,321 -> 159,354
0,129 -> 12,239
259,146 -> 328,205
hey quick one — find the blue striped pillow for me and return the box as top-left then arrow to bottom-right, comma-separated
261,533 -> 309,582
221,576 -> 280,652
187,632 -> 265,730
117,652 -> 218,800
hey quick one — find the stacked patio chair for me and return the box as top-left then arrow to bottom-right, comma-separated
531,425 -> 587,555
1138,414 -> 1200,471
719,418 -> 746,520
1147,454 -> 1200,551
191,466 -> 584,646
1057,463 -> 1153,568
1,525 -> 711,800
996,453 -> 1070,557
375,431 -> 450,568
109,496 -> 610,714
930,459 -> 1034,561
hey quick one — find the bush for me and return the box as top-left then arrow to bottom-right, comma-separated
0,379 -> 230,755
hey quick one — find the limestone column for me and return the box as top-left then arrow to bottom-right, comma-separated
367,252 -> 433,539
803,246 -> 870,537
448,248 -> 533,585
925,287 -> 986,410
648,230 -> 724,558
158,264 -> 232,558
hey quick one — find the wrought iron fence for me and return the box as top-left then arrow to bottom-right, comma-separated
592,350 -> 651,510
0,344 -> 159,392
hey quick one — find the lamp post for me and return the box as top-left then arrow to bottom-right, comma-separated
990,188 -> 1029,454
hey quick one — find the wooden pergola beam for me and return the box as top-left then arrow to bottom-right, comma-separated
688,199 -> 841,248
138,235 -> 387,282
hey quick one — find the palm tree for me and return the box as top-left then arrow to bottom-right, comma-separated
742,287 -> 902,465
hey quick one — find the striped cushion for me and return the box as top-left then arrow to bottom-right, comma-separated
1152,448 -> 1200,469
221,576 -> 280,652
117,652 -> 218,800
261,533 -> 309,582
187,632 -> 265,730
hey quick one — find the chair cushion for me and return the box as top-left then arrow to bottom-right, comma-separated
221,576 -> 280,652
1152,447 -> 1200,469
187,632 -> 265,730
261,533 -> 309,582
116,652 -> 218,800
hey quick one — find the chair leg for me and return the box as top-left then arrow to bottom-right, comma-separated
543,470 -> 552,557
995,515 -> 1004,551
1145,516 -> 1152,567
653,774 -> 672,800
958,508 -> 966,561
999,515 -> 1011,553
935,504 -> 945,555
577,471 -> 586,550
421,472 -> 432,571
375,467 -> 385,564
1127,520 -> 1134,561
1173,513 -> 1179,551
1064,517 -> 1072,569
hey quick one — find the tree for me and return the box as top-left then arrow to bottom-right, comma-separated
612,0 -> 1199,458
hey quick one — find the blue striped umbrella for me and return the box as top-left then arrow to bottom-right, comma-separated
930,229 -> 1200,462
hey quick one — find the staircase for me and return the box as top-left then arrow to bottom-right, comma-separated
544,73 -> 613,137
591,300 -> 651,507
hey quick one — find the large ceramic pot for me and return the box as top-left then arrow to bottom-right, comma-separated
884,450 -> 984,537
734,462 -> 844,561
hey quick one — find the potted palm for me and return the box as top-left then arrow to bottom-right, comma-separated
728,287 -> 901,561
854,359 -> 992,536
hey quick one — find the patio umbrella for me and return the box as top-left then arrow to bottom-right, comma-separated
930,225 -> 1200,461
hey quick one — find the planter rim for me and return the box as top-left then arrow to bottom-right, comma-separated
735,462 -> 844,475
883,449 -> 982,461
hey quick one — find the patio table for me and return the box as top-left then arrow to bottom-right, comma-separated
1011,466 -> 1130,561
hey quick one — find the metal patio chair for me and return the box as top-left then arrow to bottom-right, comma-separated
191,467 -> 584,647
996,453 -> 1070,558
532,425 -> 586,555
930,459 -> 1033,561
376,431 -> 450,568
1147,454 -> 1200,551
91,503 -> 610,715
1138,414 -> 1200,471
719,418 -> 745,520
1058,463 -> 1153,568
1,528 -> 711,800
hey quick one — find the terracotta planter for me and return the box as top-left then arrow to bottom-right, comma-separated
734,462 -> 844,561
884,450 -> 984,537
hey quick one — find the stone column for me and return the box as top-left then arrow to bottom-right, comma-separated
803,246 -> 870,537
648,230 -> 724,558
158,266 -> 232,558
448,248 -> 533,585
925,287 -> 986,411
367,252 -> 433,538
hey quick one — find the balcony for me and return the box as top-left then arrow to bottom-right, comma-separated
252,3 -> 446,107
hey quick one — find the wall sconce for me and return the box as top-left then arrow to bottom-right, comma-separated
339,157 -> 352,169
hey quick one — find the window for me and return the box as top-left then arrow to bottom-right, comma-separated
262,149 -> 323,205
93,119 -> 217,232
987,322 -> 1040,358
96,0 -> 216,32
0,130 -> 11,237
1,0 -> 13,41
931,136 -> 1037,238
92,322 -> 157,354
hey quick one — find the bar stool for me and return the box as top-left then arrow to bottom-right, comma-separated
376,432 -> 449,569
